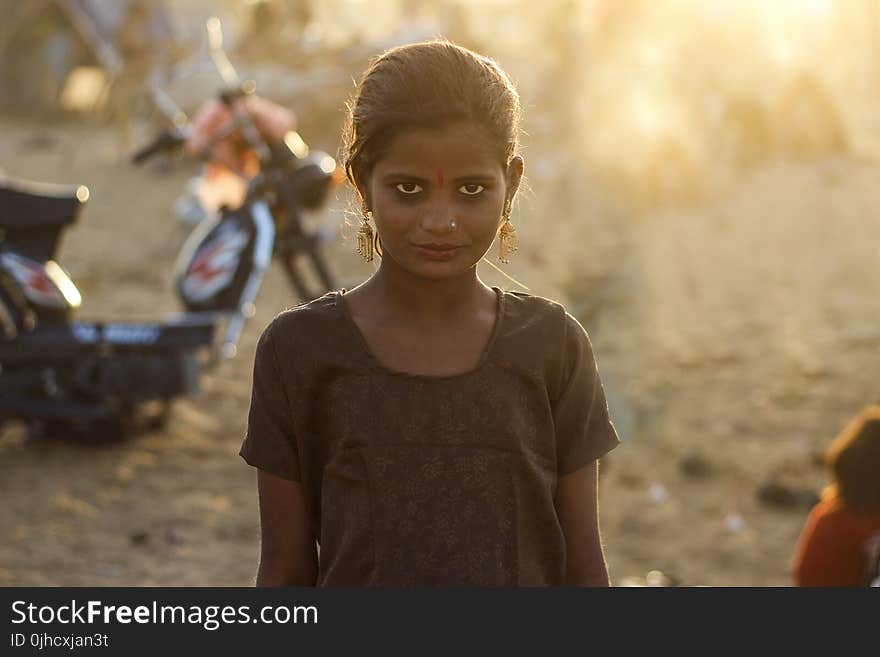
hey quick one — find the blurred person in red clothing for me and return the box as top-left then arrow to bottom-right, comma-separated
792,406 -> 880,586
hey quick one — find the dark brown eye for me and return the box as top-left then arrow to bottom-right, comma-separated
396,182 -> 422,194
459,184 -> 485,196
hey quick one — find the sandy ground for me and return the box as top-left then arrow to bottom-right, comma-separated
1,112 -> 878,586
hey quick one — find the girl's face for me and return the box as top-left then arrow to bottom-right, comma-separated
362,121 -> 523,281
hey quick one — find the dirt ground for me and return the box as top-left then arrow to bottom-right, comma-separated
2,111 -> 879,587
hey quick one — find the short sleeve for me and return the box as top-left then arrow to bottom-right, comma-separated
552,312 -> 620,475
239,320 -> 301,481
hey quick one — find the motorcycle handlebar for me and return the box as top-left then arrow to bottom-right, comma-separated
131,129 -> 187,165
218,81 -> 254,107
217,82 -> 272,165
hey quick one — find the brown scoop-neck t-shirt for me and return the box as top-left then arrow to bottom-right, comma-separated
240,286 -> 619,586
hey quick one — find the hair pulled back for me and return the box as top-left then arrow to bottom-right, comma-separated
342,39 -> 522,198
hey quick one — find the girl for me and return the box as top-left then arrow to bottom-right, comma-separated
240,40 -> 619,586
793,406 -> 880,586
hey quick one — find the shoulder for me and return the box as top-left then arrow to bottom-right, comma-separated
805,497 -> 861,533
252,290 -> 358,383
500,289 -> 568,335
253,291 -> 352,372
503,289 -> 565,313
813,496 -> 880,530
495,290 -> 592,380
501,289 -> 589,350
808,497 -> 844,522
262,291 -> 342,343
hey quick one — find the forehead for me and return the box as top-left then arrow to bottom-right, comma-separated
374,122 -> 503,175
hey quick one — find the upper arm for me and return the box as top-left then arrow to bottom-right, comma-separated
552,311 -> 619,475
256,469 -> 317,586
555,460 -> 610,586
241,320 -> 316,585
240,321 -> 301,482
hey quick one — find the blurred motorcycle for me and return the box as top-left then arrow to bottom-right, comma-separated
0,18 -> 343,442
139,16 -> 343,302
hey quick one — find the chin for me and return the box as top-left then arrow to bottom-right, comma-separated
383,250 -> 480,280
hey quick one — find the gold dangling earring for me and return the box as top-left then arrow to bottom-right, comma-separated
498,203 -> 517,264
357,207 -> 374,262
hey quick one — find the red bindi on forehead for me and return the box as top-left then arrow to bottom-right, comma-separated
436,168 -> 444,186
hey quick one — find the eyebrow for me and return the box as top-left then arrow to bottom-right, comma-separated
380,172 -> 497,183
381,173 -> 430,183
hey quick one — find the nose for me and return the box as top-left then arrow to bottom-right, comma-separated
420,196 -> 457,234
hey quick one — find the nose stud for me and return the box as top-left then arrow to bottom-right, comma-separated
449,220 -> 457,230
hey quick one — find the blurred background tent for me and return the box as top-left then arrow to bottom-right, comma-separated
0,0 -> 183,113
6,0 -> 877,204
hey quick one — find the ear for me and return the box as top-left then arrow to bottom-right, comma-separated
351,164 -> 372,211
357,187 -> 372,212
505,155 -> 524,207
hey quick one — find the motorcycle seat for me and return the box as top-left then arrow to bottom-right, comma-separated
0,176 -> 88,231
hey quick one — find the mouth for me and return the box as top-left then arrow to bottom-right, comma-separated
412,243 -> 464,260
413,243 -> 462,251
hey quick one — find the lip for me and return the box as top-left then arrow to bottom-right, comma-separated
414,243 -> 462,250
412,243 -> 463,260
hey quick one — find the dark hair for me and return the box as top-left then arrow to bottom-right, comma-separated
823,406 -> 880,513
342,39 -> 522,197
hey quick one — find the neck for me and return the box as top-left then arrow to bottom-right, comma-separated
365,260 -> 491,323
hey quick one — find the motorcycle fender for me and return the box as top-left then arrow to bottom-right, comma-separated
175,201 -> 273,312
0,251 -> 81,310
